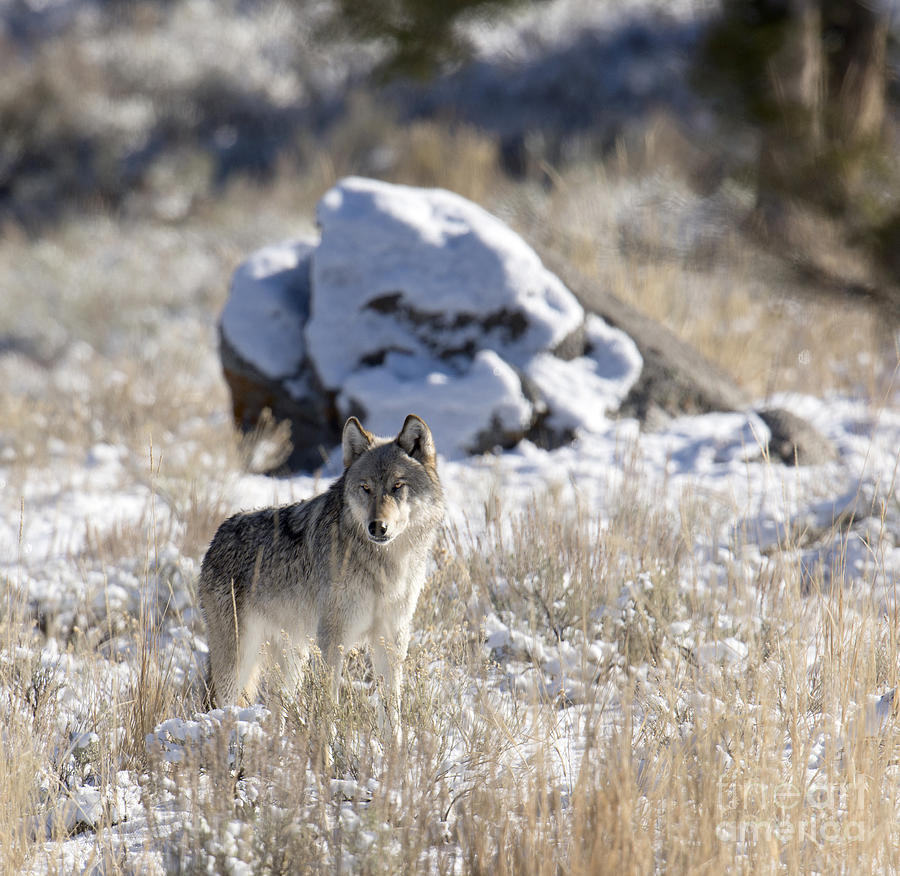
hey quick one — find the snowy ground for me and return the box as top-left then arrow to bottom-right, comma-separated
3,300 -> 900,869
3,0 -> 900,867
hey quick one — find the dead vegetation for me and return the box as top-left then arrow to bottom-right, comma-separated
2,5 -> 900,871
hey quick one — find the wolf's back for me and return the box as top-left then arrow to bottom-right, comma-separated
199,487 -> 336,606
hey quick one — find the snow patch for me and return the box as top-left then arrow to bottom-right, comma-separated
526,314 -> 642,432
340,349 -> 534,454
221,239 -> 315,380
309,176 -> 584,388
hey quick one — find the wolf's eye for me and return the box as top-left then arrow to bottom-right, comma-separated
392,482 -> 405,493
360,483 -> 371,494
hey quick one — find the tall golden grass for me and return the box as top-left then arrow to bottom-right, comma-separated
1,100 -> 898,873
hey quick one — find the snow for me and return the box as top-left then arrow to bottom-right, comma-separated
150,706 -> 271,765
309,176 -> 585,387
339,349 -> 534,455
5,92 -> 900,876
11,0 -> 900,869
6,292 -> 900,871
220,239 -> 315,380
226,177 -> 643,457
525,314 -> 643,432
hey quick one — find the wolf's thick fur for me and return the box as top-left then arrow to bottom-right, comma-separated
198,414 -> 444,723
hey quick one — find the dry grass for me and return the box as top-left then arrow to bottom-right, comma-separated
510,157 -> 899,403
600,253 -> 896,402
132,481 -> 897,872
2,70 -> 900,872
4,435 -> 900,871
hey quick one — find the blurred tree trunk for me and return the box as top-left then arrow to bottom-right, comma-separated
754,0 -> 888,218
823,0 -> 888,192
756,0 -> 823,218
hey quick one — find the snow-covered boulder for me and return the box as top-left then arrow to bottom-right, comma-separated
221,240 -> 313,383
219,239 -> 335,471
309,176 -> 585,388
219,176 -> 642,469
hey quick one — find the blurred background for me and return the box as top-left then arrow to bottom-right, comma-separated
2,0 -> 899,453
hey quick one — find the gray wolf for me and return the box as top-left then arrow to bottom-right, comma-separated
198,414 -> 444,728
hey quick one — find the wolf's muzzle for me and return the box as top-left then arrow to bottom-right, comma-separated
368,519 -> 389,542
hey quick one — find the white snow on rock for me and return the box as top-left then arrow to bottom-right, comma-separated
308,176 -> 585,387
221,239 -> 315,380
221,177 -> 644,459
339,349 -> 533,455
526,314 -> 642,432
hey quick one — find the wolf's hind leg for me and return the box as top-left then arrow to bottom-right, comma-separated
206,621 -> 263,707
204,602 -> 243,707
234,615 -> 266,705
206,637 -> 238,708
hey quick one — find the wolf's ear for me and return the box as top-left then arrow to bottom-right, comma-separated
342,417 -> 374,468
396,414 -> 436,467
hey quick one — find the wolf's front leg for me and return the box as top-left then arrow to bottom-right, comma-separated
316,619 -> 345,706
371,634 -> 406,739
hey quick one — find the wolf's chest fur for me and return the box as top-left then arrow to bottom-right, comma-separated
283,485 -> 429,599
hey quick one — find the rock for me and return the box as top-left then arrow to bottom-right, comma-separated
308,177 -> 641,459
309,176 -> 586,387
757,407 -> 837,466
219,240 -> 337,471
218,177 -> 646,467
221,240 -> 313,382
219,184 -> 835,469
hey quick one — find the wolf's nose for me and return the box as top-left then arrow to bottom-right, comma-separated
369,520 -> 387,538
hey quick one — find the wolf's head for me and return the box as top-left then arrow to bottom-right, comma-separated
342,414 -> 442,545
